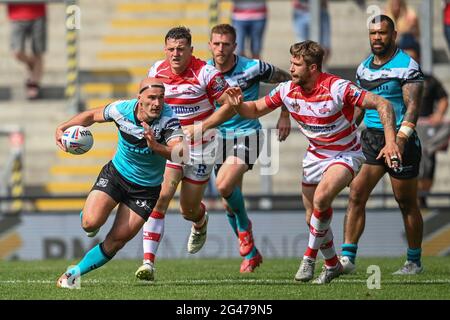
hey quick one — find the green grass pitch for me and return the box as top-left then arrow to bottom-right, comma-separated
1,257 -> 449,300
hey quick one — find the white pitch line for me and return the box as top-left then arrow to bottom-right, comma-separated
1,279 -> 450,285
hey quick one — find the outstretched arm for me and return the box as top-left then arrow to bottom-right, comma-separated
359,91 -> 400,168
55,107 -> 106,151
227,87 -> 274,119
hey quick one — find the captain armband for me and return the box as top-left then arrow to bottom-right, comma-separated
397,121 -> 415,139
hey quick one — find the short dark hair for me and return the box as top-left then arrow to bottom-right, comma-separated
370,15 -> 396,32
210,24 -> 236,43
165,26 -> 192,46
290,40 -> 324,71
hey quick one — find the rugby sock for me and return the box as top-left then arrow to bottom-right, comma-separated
304,208 -> 332,260
67,242 -> 113,277
224,187 -> 249,231
228,213 -> 258,259
245,246 -> 258,260
320,228 -> 339,268
227,214 -> 238,237
407,248 -> 422,267
341,243 -> 358,264
143,211 -> 165,264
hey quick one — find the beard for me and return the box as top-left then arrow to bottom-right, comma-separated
371,40 -> 393,56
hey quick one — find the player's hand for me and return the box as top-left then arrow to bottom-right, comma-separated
225,87 -> 244,109
276,111 -> 291,142
182,124 -> 203,143
142,122 -> 156,148
55,126 -> 67,152
376,141 -> 402,169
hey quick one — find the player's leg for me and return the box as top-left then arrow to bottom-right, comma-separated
80,161 -> 122,237
216,160 -> 253,248
295,183 -> 317,282
390,176 -> 424,275
179,174 -> 209,254
57,202 -> 143,288
340,164 -> 384,272
309,165 -> 354,284
341,129 -> 387,272
80,190 -> 118,236
417,152 -> 435,208
389,132 -> 424,275
139,165 -> 182,274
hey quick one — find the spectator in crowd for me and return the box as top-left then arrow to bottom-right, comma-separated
398,37 -> 449,208
7,2 -> 47,100
385,0 -> 419,43
292,0 -> 331,63
444,1 -> 450,51
231,0 -> 268,59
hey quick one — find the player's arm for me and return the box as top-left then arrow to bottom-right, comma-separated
265,66 -> 291,84
276,105 -> 291,141
359,91 -> 401,167
142,121 -> 184,161
202,90 -> 237,131
402,81 -> 423,127
227,87 -> 274,119
55,107 -> 106,151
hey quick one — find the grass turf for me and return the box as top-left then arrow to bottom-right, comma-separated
0,257 -> 449,300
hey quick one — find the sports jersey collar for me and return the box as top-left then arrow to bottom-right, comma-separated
369,47 -> 399,70
166,55 -> 203,78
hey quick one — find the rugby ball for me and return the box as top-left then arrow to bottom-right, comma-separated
62,125 -> 93,155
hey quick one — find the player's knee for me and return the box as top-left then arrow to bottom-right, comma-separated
312,194 -> 332,213
179,205 -> 195,221
348,187 -> 368,207
216,181 -> 233,197
81,218 -> 98,232
395,196 -> 418,213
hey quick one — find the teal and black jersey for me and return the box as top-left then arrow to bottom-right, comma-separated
208,55 -> 274,138
356,48 -> 424,129
103,99 -> 182,187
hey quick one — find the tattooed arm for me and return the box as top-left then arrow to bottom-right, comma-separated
402,82 -> 423,125
359,91 -> 401,167
266,67 -> 291,84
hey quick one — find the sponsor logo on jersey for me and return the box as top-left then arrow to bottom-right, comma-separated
172,105 -> 201,115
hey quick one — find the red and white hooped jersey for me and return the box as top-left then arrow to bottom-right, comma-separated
265,73 -> 367,159
148,56 -> 229,127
